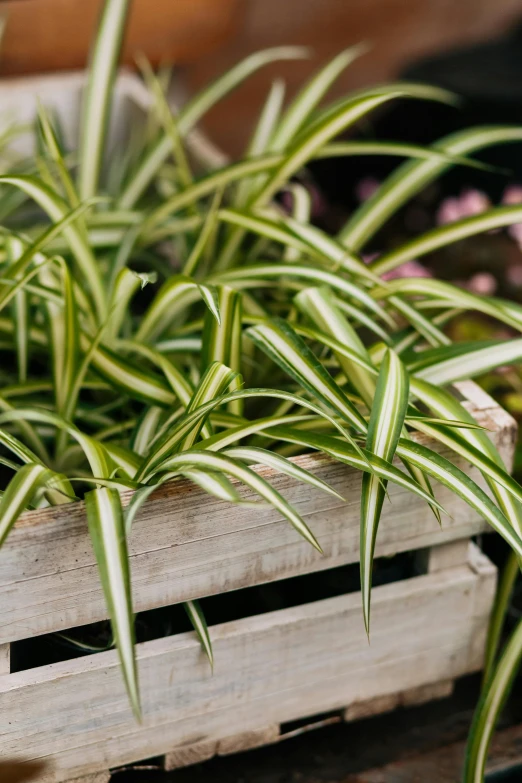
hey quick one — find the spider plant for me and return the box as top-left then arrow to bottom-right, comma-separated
1,1 -> 522,757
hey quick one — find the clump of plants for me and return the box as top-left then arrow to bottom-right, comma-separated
3,1 -> 522,777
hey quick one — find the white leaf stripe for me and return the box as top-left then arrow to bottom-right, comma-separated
86,487 -> 140,718
464,618 -> 522,782
339,125 -> 522,251
158,450 -> 323,552
360,349 -> 409,632
213,264 -> 395,326
224,446 -> 344,500
78,0 -> 131,200
185,600 -> 214,669
259,426 -> 446,512
246,319 -> 368,433
119,47 -> 310,208
137,388 -> 350,482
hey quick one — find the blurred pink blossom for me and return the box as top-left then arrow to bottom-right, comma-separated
355,177 -> 380,203
382,260 -> 432,281
502,185 -> 522,205
459,189 -> 491,216
363,252 -> 431,280
436,189 -> 490,226
467,272 -> 497,295
436,197 -> 462,225
502,185 -> 522,247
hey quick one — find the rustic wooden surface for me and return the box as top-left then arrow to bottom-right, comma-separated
0,546 -> 496,782
0,0 -> 240,75
0,382 -> 512,646
0,644 -> 9,675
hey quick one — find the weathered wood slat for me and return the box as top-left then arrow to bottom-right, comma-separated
0,645 -> 9,675
0,549 -> 496,782
343,679 -> 454,722
0,383 -> 512,645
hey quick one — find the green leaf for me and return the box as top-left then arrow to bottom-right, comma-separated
372,205 -> 522,277
234,79 -> 286,209
119,46 -> 310,208
201,286 -> 243,415
6,237 -> 29,383
180,361 -> 239,451
256,426 -> 446,513
85,486 -> 140,719
213,263 -> 395,327
78,0 -> 131,199
269,45 -> 368,153
482,550 -> 519,687
294,286 -> 376,405
185,600 -> 213,669
251,92 -> 405,210
339,125 -> 522,251
408,339 -> 522,385
374,277 -> 522,335
87,339 -> 177,407
224,445 -> 344,500
361,349 -> 409,634
0,463 -> 62,547
0,176 -> 105,320
135,276 -> 220,343
155,449 -> 323,553
137,387 -> 351,482
411,378 -> 522,543
464,618 -> 522,782
395,439 -> 522,559
178,468 -> 250,504
246,318 -> 367,433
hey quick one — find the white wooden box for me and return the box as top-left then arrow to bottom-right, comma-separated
0,381 -> 514,782
0,73 -> 515,782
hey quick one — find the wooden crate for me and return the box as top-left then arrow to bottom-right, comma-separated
0,381 -> 514,781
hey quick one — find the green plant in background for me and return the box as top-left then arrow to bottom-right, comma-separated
1,0 -> 522,773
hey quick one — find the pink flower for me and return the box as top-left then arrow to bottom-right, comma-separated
502,185 -> 522,205
436,189 -> 490,226
363,252 -> 431,280
467,272 -> 497,295
502,185 -> 522,247
436,197 -> 462,226
459,189 -> 490,217
355,177 -> 380,203
382,260 -> 432,281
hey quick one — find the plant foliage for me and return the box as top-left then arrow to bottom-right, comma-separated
0,1 -> 522,758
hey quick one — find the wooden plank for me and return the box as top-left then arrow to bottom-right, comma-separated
0,555 -> 496,783
67,776 -> 110,783
343,680 -> 454,722
164,739 -> 218,771
456,380 -> 517,470
0,644 -> 9,675
0,384 -> 510,645
218,725 -> 280,756
416,539 -> 471,574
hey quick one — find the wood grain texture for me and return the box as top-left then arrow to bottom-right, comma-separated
0,644 -> 9,676
0,550 -> 496,782
343,679 -> 454,722
0,0 -> 240,75
0,383 -> 513,645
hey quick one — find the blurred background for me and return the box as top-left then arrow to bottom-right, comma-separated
2,0 -> 522,154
